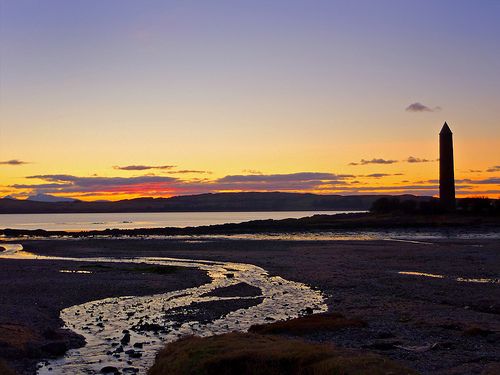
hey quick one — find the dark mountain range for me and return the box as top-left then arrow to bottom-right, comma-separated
0,192 -> 433,214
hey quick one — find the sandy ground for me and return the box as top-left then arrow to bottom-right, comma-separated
1,237 -> 499,374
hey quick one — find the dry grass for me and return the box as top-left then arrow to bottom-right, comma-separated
0,323 -> 38,350
148,332 -> 417,375
249,313 -> 366,336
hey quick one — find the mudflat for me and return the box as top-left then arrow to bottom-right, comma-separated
1,237 -> 499,374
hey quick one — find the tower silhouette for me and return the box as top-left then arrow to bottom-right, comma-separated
439,122 -> 455,211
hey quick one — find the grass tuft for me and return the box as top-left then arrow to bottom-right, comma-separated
249,313 -> 366,336
148,332 -> 417,375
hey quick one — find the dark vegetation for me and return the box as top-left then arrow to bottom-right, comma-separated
370,197 -> 500,215
0,192 -> 430,214
148,332 -> 417,375
249,313 -> 366,336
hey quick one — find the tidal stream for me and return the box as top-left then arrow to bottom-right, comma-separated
0,243 -> 327,374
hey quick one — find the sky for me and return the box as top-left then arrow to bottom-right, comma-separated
0,0 -> 499,200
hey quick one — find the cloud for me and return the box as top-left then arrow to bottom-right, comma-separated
21,174 -> 180,194
217,172 -> 353,183
0,159 -> 30,166
167,170 -> 212,174
11,172 -> 356,197
486,165 -> 500,172
421,178 -> 500,186
242,169 -> 263,175
405,102 -> 441,112
349,158 -> 398,166
462,177 -> 500,185
9,172 -> 498,198
113,165 -> 175,171
406,156 -> 434,163
363,173 -> 400,178
211,172 -> 355,191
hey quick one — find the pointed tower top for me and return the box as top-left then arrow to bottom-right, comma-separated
440,122 -> 452,135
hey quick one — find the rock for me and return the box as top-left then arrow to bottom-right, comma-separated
41,342 -> 68,356
125,349 -> 142,358
132,323 -> 163,332
123,367 -> 138,373
120,332 -> 130,345
100,366 -> 119,374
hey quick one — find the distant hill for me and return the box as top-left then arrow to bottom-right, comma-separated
27,193 -> 79,203
0,192 -> 433,214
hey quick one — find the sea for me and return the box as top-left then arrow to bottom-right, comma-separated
0,211 -> 361,232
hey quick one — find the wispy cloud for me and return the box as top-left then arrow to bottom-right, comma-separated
362,173 -> 403,178
167,170 -> 212,174
211,172 -> 354,191
486,165 -> 500,172
349,158 -> 398,166
406,156 -> 434,163
242,169 -> 263,175
113,165 -> 175,171
217,172 -> 353,183
10,172 -> 355,196
8,172 -> 498,198
459,177 -> 500,185
20,174 -> 179,195
0,159 -> 30,166
405,102 -> 441,112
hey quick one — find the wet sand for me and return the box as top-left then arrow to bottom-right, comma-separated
1,237 -> 499,374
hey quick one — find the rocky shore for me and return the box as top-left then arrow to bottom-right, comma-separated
2,212 -> 499,238
0,236 -> 499,374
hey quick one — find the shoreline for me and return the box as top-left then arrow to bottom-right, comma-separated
1,236 -> 499,374
1,212 -> 499,238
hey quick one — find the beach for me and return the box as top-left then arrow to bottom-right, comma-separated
0,236 -> 498,374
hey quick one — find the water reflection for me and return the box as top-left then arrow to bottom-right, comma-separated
0,243 -> 327,374
398,271 -> 499,284
398,271 -> 444,279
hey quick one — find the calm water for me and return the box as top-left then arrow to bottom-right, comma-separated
0,211 -> 361,231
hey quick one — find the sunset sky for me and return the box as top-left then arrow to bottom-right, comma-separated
1,0 -> 499,200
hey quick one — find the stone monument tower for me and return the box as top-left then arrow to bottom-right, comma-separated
439,122 -> 456,211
